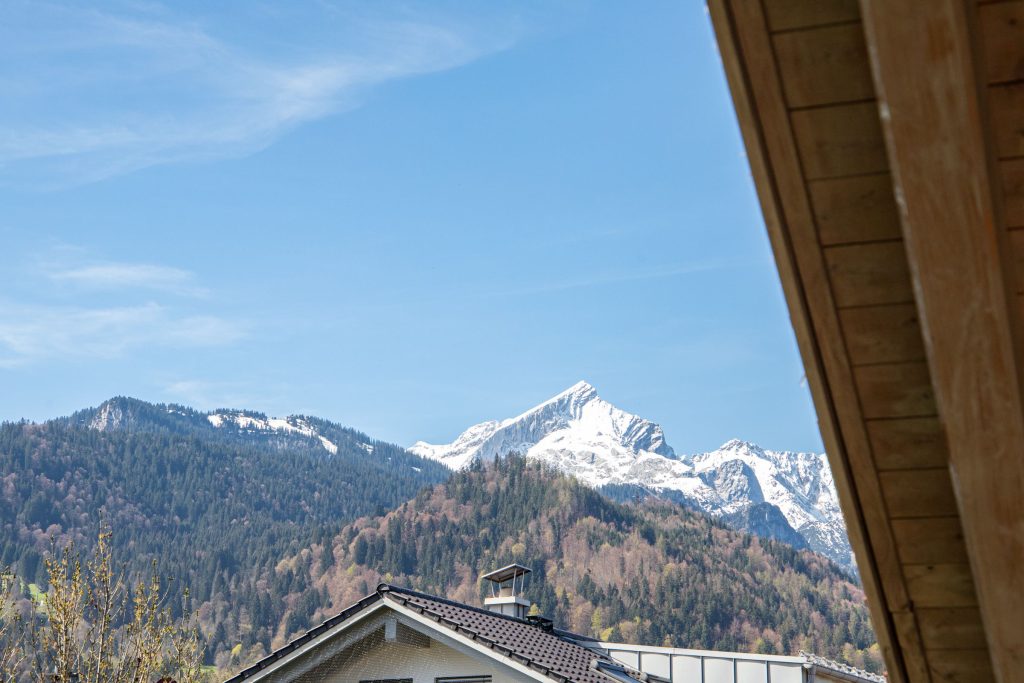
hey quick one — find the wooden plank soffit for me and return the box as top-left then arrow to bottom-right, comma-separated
708,2 -> 917,681
859,1 -> 1024,681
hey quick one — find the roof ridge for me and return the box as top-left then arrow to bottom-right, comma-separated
377,583 -> 537,625
378,584 -> 613,657
380,585 -> 637,683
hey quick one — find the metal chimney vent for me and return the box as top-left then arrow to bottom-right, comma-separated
481,563 -> 531,619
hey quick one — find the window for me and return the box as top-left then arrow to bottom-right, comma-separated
359,679 -> 412,683
435,677 -> 492,683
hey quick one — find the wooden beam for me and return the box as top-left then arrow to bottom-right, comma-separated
808,173 -> 902,246
762,0 -> 859,32
708,2 -> 915,680
859,1 -> 1024,680
890,517 -> 968,565
772,22 -> 874,108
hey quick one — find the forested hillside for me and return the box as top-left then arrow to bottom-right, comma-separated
0,403 -> 450,664
261,456 -> 882,675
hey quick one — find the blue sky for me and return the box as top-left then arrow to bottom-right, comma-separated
0,1 -> 823,454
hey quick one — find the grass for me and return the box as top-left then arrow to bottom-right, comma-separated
25,582 -> 47,613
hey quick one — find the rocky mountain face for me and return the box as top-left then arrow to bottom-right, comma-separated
410,382 -> 853,570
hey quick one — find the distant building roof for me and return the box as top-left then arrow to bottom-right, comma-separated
801,652 -> 886,683
225,583 -> 652,683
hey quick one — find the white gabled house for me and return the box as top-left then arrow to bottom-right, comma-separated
225,565 -> 882,683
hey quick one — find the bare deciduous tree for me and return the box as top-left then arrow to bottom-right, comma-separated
0,569 -> 25,682
16,529 -> 206,683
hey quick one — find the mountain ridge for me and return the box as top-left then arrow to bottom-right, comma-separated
75,390 -> 852,568
293,455 -> 881,674
409,382 -> 852,569
0,396 -> 875,675
70,396 -> 403,462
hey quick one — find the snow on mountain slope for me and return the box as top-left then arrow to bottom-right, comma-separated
86,398 -> 340,455
690,439 -> 850,567
411,381 -> 675,473
410,381 -> 853,569
206,412 -> 338,454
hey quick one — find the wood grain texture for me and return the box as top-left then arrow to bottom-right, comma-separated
866,417 -> 947,470
791,102 -> 889,179
904,564 -> 979,608
840,304 -> 926,365
824,241 -> 914,307
1001,158 -> 1024,227
773,22 -> 874,107
880,469 -> 959,518
889,612 -> 932,683
762,0 -> 859,32
917,607 -> 988,650
989,83 -> 1024,158
809,173 -> 902,245
709,1 -> 914,679
891,517 -> 968,564
1010,229 -> 1024,293
854,362 -> 936,419
978,1 -> 1024,84
927,649 -> 995,683
861,0 -> 1024,677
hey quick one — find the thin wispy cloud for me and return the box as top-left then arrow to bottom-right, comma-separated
0,301 -> 245,367
0,247 -> 246,367
0,2 -> 517,187
48,263 -> 208,296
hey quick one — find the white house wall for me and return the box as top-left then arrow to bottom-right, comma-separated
305,635 -> 536,683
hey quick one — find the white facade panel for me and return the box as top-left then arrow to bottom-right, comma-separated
672,655 -> 703,681
704,658 -> 735,683
768,662 -> 804,683
610,649 -> 640,671
736,660 -> 767,683
639,652 -> 671,679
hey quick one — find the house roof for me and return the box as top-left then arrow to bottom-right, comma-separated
224,584 -> 649,683
379,585 -> 636,683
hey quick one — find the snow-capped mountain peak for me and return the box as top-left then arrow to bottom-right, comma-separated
410,381 -> 675,473
411,382 -> 852,570
531,379 -> 598,412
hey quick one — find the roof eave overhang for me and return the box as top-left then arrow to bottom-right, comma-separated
379,593 -> 566,683
229,598 -> 388,682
